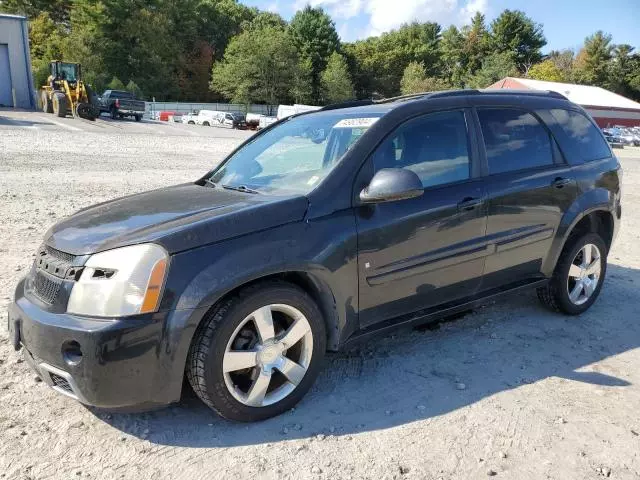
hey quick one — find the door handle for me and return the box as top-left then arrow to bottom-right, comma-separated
552,177 -> 572,188
457,197 -> 484,211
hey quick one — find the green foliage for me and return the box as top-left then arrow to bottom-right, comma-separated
344,22 -> 442,98
8,0 -> 640,104
574,31 -> 613,86
528,60 -> 566,82
289,5 -> 340,102
400,61 -> 450,94
490,10 -> 546,71
320,52 -> 354,103
126,80 -> 143,98
467,52 -> 519,88
107,77 -> 125,91
211,26 -> 300,105
28,12 -> 66,87
291,56 -> 314,104
0,0 -> 71,24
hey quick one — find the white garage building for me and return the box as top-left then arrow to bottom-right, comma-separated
0,13 -> 36,109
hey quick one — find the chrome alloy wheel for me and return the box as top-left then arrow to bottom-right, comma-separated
567,243 -> 602,306
222,304 -> 313,407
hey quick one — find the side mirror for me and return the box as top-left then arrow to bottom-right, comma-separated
359,168 -> 424,204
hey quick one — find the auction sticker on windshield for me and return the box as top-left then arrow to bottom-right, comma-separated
333,118 -> 379,129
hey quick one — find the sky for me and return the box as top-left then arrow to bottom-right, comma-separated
244,0 -> 640,52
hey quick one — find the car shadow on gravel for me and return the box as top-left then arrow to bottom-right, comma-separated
93,263 -> 639,448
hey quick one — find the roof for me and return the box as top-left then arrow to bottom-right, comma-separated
0,13 -> 27,20
494,77 -> 640,111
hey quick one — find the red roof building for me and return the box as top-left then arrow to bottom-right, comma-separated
487,77 -> 640,127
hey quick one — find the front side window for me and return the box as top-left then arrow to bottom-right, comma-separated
371,110 -> 471,189
478,108 -> 554,175
549,109 -> 611,163
208,111 -> 383,194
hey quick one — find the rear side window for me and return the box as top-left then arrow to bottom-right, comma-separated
549,109 -> 611,163
478,108 -> 554,175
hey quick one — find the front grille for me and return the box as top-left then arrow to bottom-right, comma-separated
45,245 -> 76,264
49,372 -> 73,394
33,270 -> 62,304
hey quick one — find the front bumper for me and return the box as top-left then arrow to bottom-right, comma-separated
7,278 -> 194,409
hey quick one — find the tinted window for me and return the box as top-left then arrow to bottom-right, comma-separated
549,109 -> 611,163
372,110 -> 470,188
478,109 -> 553,175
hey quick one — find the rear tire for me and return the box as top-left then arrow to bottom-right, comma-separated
203,121 -> 210,126
537,233 -> 607,315
52,93 -> 66,118
186,281 -> 326,421
41,91 -> 52,113
135,115 -> 142,122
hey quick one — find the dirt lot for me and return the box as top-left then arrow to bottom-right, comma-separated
1,109 -> 639,480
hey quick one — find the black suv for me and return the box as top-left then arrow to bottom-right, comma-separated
8,90 -> 622,421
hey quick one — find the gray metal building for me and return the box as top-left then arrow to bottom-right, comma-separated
0,13 -> 36,109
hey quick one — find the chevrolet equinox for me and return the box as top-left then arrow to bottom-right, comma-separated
8,90 -> 622,421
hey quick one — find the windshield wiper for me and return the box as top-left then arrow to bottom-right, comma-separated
222,184 -> 260,194
203,178 -> 217,188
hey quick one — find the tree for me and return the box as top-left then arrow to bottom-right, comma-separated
289,6 -> 340,103
107,77 -> 125,90
490,10 -> 546,72
440,25 -> 465,87
28,12 -> 67,88
467,52 -> 519,88
290,56 -> 314,104
400,61 -> 449,94
461,12 -> 490,77
0,0 -> 71,24
126,80 -> 143,98
574,31 -> 613,86
343,21 -> 442,98
320,52 -> 354,104
528,60 -> 565,82
548,49 -> 576,82
211,26 -> 300,105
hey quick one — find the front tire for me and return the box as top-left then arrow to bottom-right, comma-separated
52,93 -> 66,118
537,233 -> 607,315
41,91 -> 52,113
186,281 -> 326,421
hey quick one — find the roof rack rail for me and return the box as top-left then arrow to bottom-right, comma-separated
317,88 -> 569,113
321,99 -> 374,111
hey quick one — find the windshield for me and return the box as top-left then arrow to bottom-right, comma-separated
58,63 -> 78,82
208,111 -> 382,194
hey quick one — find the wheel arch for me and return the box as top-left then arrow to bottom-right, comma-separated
543,187 -> 616,276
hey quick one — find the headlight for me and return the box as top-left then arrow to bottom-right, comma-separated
67,244 -> 168,317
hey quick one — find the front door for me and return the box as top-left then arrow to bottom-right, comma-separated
0,44 -> 13,107
475,107 -> 579,289
356,109 -> 489,328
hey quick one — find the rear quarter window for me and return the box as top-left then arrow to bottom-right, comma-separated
548,109 -> 611,164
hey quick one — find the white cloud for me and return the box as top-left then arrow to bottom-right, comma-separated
297,0 -> 489,38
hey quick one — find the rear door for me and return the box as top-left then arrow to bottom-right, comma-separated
356,109 -> 489,328
474,107 -> 578,289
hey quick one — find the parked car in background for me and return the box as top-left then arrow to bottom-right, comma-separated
99,90 -> 146,121
196,110 -> 219,126
258,115 -> 278,130
245,113 -> 262,130
277,104 -> 321,120
603,128 -> 625,149
217,112 -> 247,129
8,89 -> 621,422
182,112 -> 198,124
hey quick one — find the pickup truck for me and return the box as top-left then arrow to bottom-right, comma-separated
99,90 -> 146,121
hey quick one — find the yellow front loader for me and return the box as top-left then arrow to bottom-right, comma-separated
40,61 -> 99,120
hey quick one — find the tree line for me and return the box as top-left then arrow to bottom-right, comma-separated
2,0 -> 639,105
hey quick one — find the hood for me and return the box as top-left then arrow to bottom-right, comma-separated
45,183 -> 309,255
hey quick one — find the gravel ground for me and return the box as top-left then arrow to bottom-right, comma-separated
1,109 -> 640,480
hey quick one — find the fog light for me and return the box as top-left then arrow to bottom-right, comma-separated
62,340 -> 83,366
